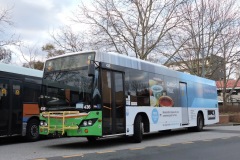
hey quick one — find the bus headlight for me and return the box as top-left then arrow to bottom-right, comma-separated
83,121 -> 88,126
88,120 -> 93,126
80,119 -> 98,127
40,121 -> 48,126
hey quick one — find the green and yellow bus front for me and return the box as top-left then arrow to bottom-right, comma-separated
39,52 -> 102,138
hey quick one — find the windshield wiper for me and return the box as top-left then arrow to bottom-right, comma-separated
47,99 -> 68,106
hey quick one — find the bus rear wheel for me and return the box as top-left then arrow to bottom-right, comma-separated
188,113 -> 204,132
190,113 -> 204,132
133,115 -> 143,143
195,113 -> 204,131
26,119 -> 40,142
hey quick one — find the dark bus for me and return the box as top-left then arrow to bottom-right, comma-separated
0,63 -> 43,141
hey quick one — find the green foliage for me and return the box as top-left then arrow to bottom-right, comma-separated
22,61 -> 44,70
0,47 -> 12,63
42,43 -> 65,58
33,61 -> 44,70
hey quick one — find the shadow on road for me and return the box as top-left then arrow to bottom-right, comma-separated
0,136 -> 25,145
0,127 -> 215,147
46,128 -> 195,150
0,135 -> 56,145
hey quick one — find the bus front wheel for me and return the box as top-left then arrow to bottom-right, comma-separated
133,115 -> 143,143
26,119 -> 40,142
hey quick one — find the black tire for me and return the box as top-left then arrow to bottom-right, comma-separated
87,137 -> 97,143
26,119 -> 40,142
195,113 -> 204,132
133,115 -> 143,143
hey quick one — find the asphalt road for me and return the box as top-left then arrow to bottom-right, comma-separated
0,125 -> 240,160
47,136 -> 240,160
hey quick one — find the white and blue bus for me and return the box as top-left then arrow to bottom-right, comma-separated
39,51 -> 219,143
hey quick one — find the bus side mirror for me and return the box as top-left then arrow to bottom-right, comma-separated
88,62 -> 95,77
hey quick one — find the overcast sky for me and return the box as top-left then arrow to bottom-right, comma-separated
0,0 -> 81,65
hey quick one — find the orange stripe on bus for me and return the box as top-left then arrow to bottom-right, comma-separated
23,103 -> 39,116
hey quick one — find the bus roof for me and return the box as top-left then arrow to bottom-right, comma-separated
0,63 -> 43,78
46,51 -> 216,86
46,50 -> 97,61
95,51 -> 215,86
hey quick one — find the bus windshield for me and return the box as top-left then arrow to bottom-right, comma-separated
40,52 -> 97,112
44,52 -> 95,72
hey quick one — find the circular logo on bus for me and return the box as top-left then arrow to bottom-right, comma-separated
152,108 -> 159,124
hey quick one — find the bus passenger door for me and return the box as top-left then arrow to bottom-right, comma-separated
101,70 -> 125,135
0,79 -> 22,136
179,82 -> 188,125
11,80 -> 23,135
0,79 -> 10,136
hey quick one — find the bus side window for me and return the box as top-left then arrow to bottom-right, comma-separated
23,83 -> 41,103
128,69 -> 149,106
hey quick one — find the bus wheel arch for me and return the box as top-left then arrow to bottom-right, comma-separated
133,113 -> 150,143
26,117 -> 40,141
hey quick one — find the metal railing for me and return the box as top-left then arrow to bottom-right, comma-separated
41,111 -> 88,135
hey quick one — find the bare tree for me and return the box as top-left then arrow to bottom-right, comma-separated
0,47 -> 11,63
163,0 -> 240,106
74,0 -> 185,59
218,25 -> 240,107
49,26 -> 89,52
18,44 -> 44,70
164,0 -> 240,78
0,6 -> 13,38
0,6 -> 20,63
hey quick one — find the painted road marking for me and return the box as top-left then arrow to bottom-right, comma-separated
97,150 -> 116,154
130,147 -> 145,150
62,154 -> 84,158
158,144 -> 171,147
221,137 -> 230,139
182,141 -> 194,144
202,139 -> 212,141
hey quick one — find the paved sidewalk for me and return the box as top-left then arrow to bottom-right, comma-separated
209,123 -> 240,126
